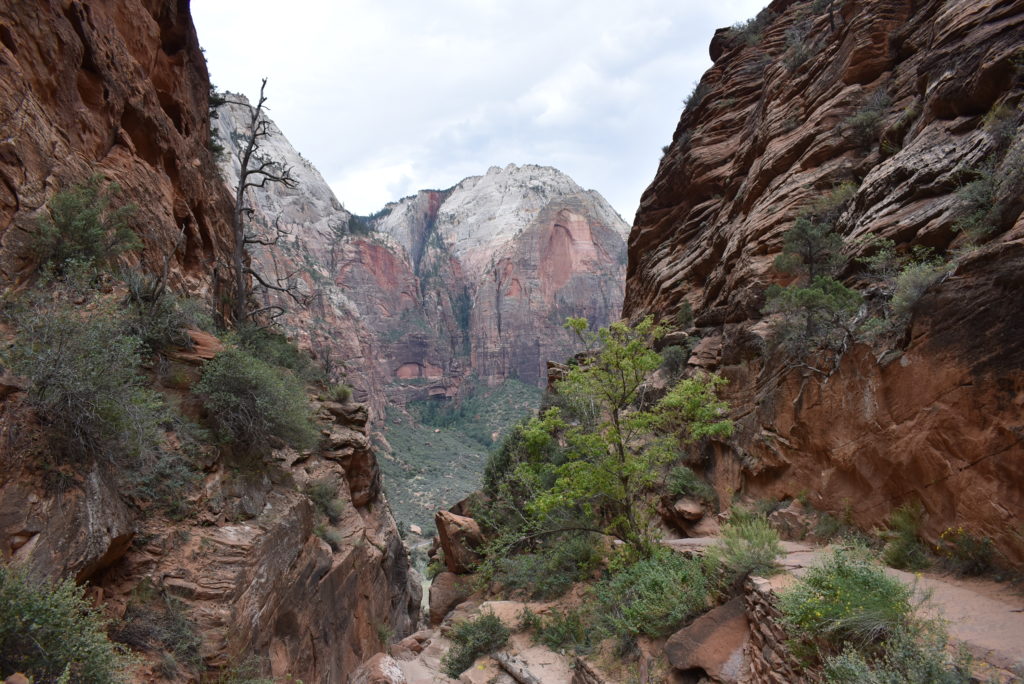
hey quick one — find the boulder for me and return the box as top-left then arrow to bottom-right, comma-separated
665,597 -> 749,682
428,571 -> 474,625
435,510 -> 483,574
768,500 -> 815,541
347,653 -> 407,684
674,497 -> 704,521
168,329 -> 224,364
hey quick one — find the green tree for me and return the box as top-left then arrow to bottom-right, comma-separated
526,316 -> 733,554
774,216 -> 845,280
764,275 -> 862,357
0,564 -> 133,682
32,174 -> 140,273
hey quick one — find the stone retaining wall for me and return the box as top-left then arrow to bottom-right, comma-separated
743,577 -> 808,684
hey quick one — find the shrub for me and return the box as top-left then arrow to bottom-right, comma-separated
195,347 -> 317,453
881,502 -> 929,571
527,608 -> 592,653
123,271 -> 211,352
440,612 -> 511,678
711,514 -> 783,584
0,564 -> 133,682
314,524 -> 344,552
675,301 -> 694,329
32,175 -> 140,273
937,527 -> 993,576
323,383 -> 352,403
728,8 -> 777,46
844,90 -> 892,149
683,81 -> 710,114
234,325 -> 321,381
890,259 -> 947,321
660,344 -> 689,378
6,299 -> 165,463
305,478 -> 346,523
823,625 -> 973,684
590,548 -> 715,641
489,533 -> 602,600
667,465 -> 716,503
764,276 -> 862,357
111,585 -> 201,676
780,549 -> 913,654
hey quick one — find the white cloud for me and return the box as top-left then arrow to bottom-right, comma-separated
193,0 -> 768,220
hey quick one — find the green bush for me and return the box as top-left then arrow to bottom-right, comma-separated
314,524 -> 344,552
234,325 -> 321,382
844,90 -> 892,149
0,564 -> 133,682
823,624 -> 972,684
764,276 -> 862,357
111,584 -> 200,676
195,348 -> 317,453
780,549 -> 913,654
711,514 -> 783,584
881,502 -> 929,571
322,383 -> 352,403
441,612 -> 511,678
6,299 -> 165,463
523,608 -> 592,653
123,271 -> 211,352
305,478 -> 346,523
32,175 -> 140,273
590,548 -> 715,641
660,344 -> 689,378
667,465 -> 716,503
890,259 -> 947,321
727,8 -> 777,46
675,301 -> 694,329
938,527 -> 993,576
489,533 -> 601,600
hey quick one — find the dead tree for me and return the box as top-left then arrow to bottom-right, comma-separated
225,77 -> 303,325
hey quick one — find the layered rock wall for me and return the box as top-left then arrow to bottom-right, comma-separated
0,0 -> 233,293
625,0 -> 1024,563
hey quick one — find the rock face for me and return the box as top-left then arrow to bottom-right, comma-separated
0,0 -> 233,294
624,0 -> 1024,563
211,99 -> 629,415
377,165 -> 629,390
0,4 -> 420,679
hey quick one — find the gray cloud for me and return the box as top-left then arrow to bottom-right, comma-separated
193,0 -> 767,222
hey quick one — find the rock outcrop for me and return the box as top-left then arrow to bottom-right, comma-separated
0,0 -> 233,294
624,0 -> 1024,563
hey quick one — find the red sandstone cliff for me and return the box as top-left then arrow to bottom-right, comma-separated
625,0 -> 1024,563
0,0 -> 233,294
0,3 -> 419,681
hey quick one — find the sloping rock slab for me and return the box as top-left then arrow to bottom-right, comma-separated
665,596 -> 750,682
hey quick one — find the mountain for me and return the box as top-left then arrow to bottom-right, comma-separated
624,0 -> 1024,564
212,101 -> 630,416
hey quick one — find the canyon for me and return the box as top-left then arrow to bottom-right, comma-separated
1,0 -> 1023,682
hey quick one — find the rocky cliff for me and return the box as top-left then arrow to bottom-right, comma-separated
376,164 -> 629,389
625,0 -> 1024,563
213,97 -> 630,413
0,0 -> 233,294
0,3 -> 420,681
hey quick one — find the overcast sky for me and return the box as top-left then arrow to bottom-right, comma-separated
192,1 -> 767,223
